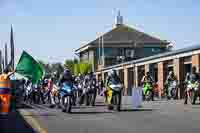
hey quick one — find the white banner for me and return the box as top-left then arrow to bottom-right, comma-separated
132,87 -> 143,108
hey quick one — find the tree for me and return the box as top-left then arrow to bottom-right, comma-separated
38,60 -> 64,81
64,59 -> 78,74
64,59 -> 92,75
74,62 -> 92,75
51,63 -> 64,81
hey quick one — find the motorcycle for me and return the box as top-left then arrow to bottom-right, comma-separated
185,81 -> 200,105
107,82 -> 123,111
143,82 -> 154,101
85,80 -> 97,106
51,85 -> 61,107
59,83 -> 73,113
167,81 -> 178,100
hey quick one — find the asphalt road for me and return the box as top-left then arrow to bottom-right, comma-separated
0,111 -> 35,133
14,97 -> 200,133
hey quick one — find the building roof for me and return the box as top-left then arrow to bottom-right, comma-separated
75,24 -> 170,52
103,44 -> 200,71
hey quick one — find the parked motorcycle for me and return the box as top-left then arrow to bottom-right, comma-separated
107,82 -> 123,111
59,83 -> 73,113
143,82 -> 154,101
185,81 -> 200,105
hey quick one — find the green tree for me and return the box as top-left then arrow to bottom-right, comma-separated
64,59 -> 92,75
64,59 -> 78,74
38,60 -> 64,81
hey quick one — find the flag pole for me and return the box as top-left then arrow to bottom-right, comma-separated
10,25 -> 15,70
5,43 -> 8,67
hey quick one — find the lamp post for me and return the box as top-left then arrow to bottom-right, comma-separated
132,33 -> 143,88
97,33 -> 105,80
102,35 -> 105,68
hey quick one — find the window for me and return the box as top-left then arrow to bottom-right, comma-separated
125,49 -> 134,58
81,52 -> 88,61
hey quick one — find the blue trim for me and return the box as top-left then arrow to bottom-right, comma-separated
0,88 -> 11,94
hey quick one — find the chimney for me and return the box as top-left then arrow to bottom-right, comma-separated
115,10 -> 123,27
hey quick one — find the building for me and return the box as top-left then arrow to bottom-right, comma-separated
75,11 -> 171,72
95,44 -> 200,98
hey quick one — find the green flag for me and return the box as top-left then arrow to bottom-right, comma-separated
15,51 -> 45,84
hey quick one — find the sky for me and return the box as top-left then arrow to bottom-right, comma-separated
0,0 -> 200,64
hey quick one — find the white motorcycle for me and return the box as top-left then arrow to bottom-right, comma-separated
167,81 -> 178,100
185,81 -> 200,104
107,83 -> 123,111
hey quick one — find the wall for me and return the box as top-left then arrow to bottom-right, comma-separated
97,49 -> 200,99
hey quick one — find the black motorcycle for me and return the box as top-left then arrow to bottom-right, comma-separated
85,80 -> 97,106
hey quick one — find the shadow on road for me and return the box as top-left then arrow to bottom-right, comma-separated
72,104 -> 106,109
71,111 -> 113,114
16,103 -> 34,109
95,104 -> 106,107
22,113 -> 57,117
120,108 -> 154,112
0,111 -> 36,133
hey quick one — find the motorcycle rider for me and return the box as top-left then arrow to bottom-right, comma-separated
106,70 -> 121,87
58,68 -> 74,110
24,80 -> 32,103
105,70 -> 122,104
141,71 -> 154,101
165,71 -> 177,98
83,71 -> 97,106
184,66 -> 199,104
75,73 -> 84,97
48,77 -> 56,108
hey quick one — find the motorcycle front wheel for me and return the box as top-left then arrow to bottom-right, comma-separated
62,96 -> 72,113
190,90 -> 197,105
145,90 -> 153,101
110,91 -> 121,112
171,88 -> 177,100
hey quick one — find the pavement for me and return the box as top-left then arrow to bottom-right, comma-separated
0,109 -> 36,133
2,96 -> 200,133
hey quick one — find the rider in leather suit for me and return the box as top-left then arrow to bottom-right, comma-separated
105,70 -> 121,103
106,70 -> 121,87
184,66 -> 199,104
141,72 -> 154,101
58,69 -> 74,109
165,71 -> 177,98
83,72 -> 97,106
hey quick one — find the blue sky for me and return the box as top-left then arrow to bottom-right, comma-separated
0,0 -> 200,63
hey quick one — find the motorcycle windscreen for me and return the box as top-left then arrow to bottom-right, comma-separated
60,85 -> 72,97
109,80 -> 120,85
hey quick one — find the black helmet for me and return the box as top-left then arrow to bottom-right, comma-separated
146,71 -> 150,75
192,66 -> 196,73
89,71 -> 93,75
63,68 -> 71,78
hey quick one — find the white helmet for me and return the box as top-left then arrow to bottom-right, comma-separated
109,69 -> 117,77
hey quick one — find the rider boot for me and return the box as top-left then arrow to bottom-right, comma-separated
184,90 -> 188,104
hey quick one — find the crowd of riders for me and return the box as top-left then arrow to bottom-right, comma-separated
17,65 -> 200,111
20,68 -> 103,109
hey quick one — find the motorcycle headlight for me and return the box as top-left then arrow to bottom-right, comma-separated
66,88 -> 71,93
